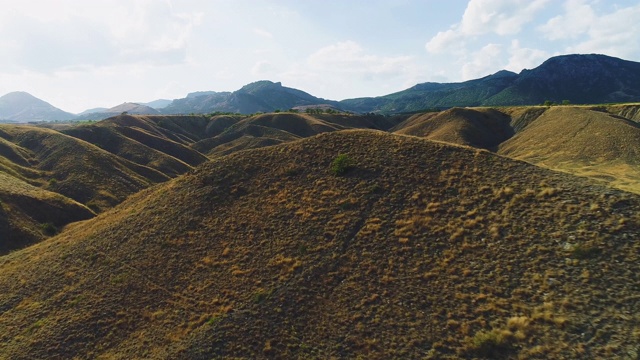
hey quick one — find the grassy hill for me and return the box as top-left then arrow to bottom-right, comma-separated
0,118 -> 210,253
62,115 -> 209,177
0,113 -> 406,251
192,112 -> 405,157
0,130 -> 638,359
391,104 -> 640,194
393,107 -> 513,150
0,116 -> 212,250
497,106 -> 640,193
2,104 -> 640,256
0,171 -> 93,254
0,124 -> 170,212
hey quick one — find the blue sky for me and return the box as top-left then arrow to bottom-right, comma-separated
1,0 -> 639,113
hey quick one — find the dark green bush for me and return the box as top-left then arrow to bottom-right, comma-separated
40,222 -> 57,236
331,154 -> 353,176
571,244 -> 601,259
467,330 -> 514,357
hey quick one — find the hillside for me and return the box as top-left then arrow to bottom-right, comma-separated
2,103 -> 639,256
62,115 -> 209,177
0,171 -> 94,254
341,70 -> 518,113
0,115 -> 219,252
0,112 -> 406,250
192,112 -> 404,157
0,92 -> 76,122
389,104 -> 640,194
485,54 -> 640,106
0,124 -> 171,213
0,130 -> 638,359
393,107 -> 513,150
498,106 -> 640,193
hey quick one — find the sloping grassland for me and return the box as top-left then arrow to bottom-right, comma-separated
0,130 -> 638,359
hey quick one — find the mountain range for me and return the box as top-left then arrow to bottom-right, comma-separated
2,54 -> 640,122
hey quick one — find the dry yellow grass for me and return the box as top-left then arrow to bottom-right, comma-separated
192,112 -> 403,157
0,124 -> 172,212
392,105 -> 640,194
0,113 -> 405,252
62,116 -> 209,177
0,130 -> 638,359
498,106 -> 640,193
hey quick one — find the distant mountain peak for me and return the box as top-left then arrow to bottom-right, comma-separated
186,91 -> 218,99
141,99 -> 172,109
240,80 -> 283,93
488,70 -> 518,78
162,80 -> 338,114
106,102 -> 159,114
0,91 -> 76,121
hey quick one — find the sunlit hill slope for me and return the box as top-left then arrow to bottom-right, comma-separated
0,130 -> 638,359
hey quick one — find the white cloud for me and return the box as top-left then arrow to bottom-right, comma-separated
308,41 -> 413,77
460,0 -> 550,36
0,0 -> 203,74
539,1 -> 640,59
505,40 -> 550,72
253,28 -> 274,39
461,43 -> 503,80
425,29 -> 465,54
251,61 -> 276,76
538,0 -> 595,40
426,0 -> 550,54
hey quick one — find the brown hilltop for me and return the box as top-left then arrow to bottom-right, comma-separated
0,130 -> 638,359
192,112 -> 335,157
393,107 -> 514,150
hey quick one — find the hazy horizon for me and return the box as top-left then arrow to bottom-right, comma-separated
1,0 -> 639,113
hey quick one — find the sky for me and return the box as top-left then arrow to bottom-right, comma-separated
1,0 -> 639,113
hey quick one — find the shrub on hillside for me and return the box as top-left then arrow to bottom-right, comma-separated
40,222 -> 57,236
331,154 -> 354,176
466,329 -> 514,357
